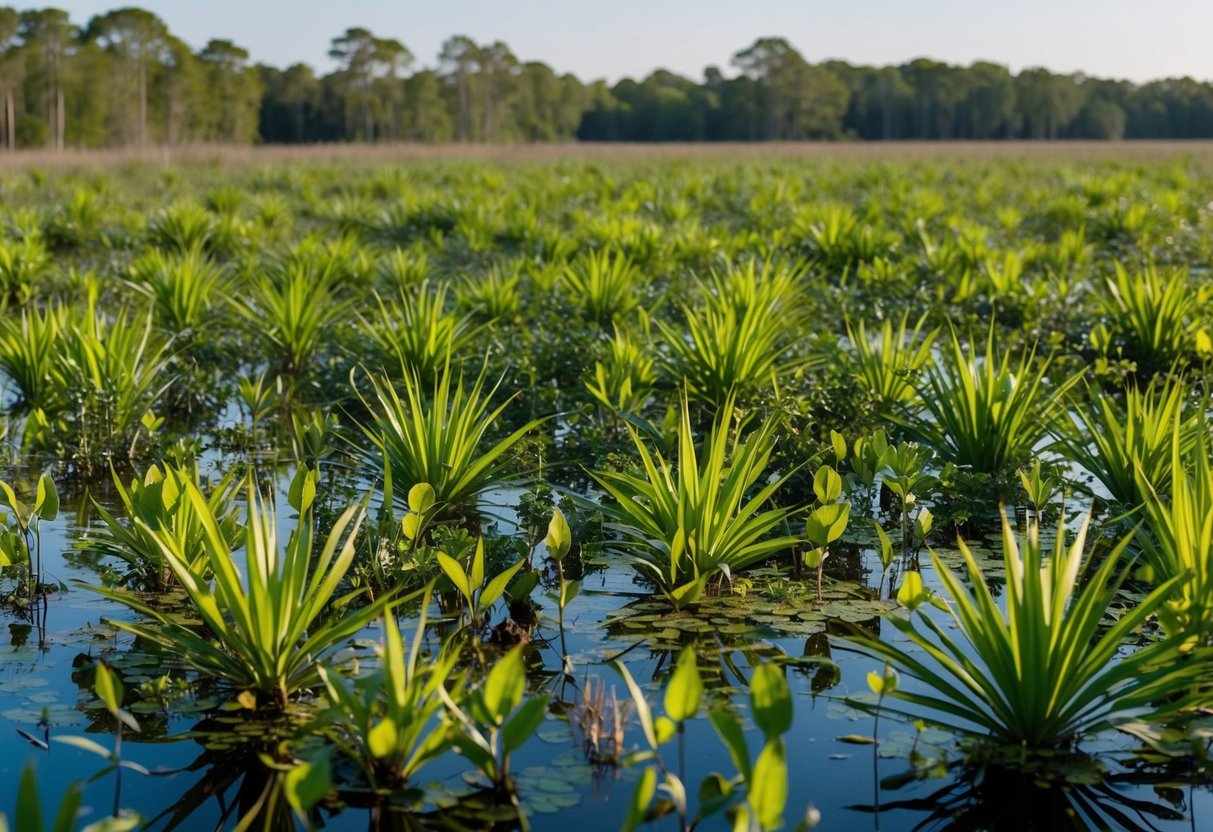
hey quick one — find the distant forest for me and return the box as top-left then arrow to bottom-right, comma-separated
2,7 -> 1213,148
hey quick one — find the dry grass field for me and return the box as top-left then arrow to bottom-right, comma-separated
1,140 -> 1212,171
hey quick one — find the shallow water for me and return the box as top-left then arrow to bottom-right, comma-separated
2,463 -> 1211,831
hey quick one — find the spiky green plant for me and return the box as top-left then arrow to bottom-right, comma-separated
1138,432 -> 1213,645
845,312 -> 938,408
1060,377 -> 1200,506
0,302 -> 66,409
590,397 -> 801,609
234,262 -> 349,377
585,323 -> 657,415
359,361 -> 547,517
845,510 -> 1202,748
85,469 -> 397,708
89,462 -> 243,591
361,280 -> 482,381
562,247 -> 642,327
49,306 -> 172,465
658,281 -> 807,409
0,236 -> 50,304
317,593 -> 462,790
905,330 -> 1082,474
127,247 -> 228,334
1100,263 -> 1209,373
458,265 -> 521,321
147,202 -> 217,254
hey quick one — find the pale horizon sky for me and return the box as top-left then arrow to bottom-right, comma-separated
52,1 -> 1213,85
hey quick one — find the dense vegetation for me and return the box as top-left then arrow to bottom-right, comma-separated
2,7 -> 1213,148
1,152 -> 1213,829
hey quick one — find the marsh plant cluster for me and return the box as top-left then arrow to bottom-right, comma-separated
1,157 -> 1213,830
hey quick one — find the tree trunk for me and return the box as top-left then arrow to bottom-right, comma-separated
139,60 -> 148,146
55,82 -> 64,150
2,86 -> 10,150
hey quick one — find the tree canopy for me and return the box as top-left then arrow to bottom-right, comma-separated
0,7 -> 1211,148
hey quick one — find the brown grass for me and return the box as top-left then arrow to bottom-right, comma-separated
0,140 -> 1211,171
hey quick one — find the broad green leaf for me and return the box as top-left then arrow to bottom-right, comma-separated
15,765 -> 41,832
501,693 -> 548,752
35,474 -> 58,521
283,752 -> 332,819
830,430 -> 847,463
749,738 -> 788,830
94,662 -> 123,715
622,767 -> 657,832
813,466 -> 842,504
480,559 -> 525,612
805,502 -> 849,547
407,482 -> 436,514
873,522 -> 894,569
546,507 -> 572,560
368,719 -> 398,759
897,570 -> 928,609
287,467 -> 317,513
436,552 -> 472,603
750,663 -> 792,740
664,648 -> 702,722
708,707 -> 751,781
401,512 -> 422,541
481,647 -> 526,725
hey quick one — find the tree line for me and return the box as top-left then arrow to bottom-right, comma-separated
1,7 -> 1212,149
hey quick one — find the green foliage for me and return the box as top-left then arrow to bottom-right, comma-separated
1061,377 -> 1200,506
1098,263 -> 1210,373
585,323 -> 657,415
0,303 -> 65,408
127,247 -> 228,333
846,312 -> 938,408
1138,432 -> 1213,645
562,247 -> 642,327
905,329 -> 1082,475
590,397 -> 800,609
360,360 -> 546,515
657,264 -> 807,407
436,537 -> 524,628
318,592 -> 461,789
616,647 -> 808,831
84,468 -> 398,708
362,280 -> 483,381
37,305 -> 171,468
88,462 -> 242,591
441,646 -> 548,790
234,261 -> 348,376
846,510 -> 1204,748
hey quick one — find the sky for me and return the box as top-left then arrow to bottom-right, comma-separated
53,0 -> 1213,85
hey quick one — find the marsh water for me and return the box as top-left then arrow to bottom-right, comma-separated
1,457 -> 1210,832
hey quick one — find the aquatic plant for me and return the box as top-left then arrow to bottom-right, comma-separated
359,360 -> 546,518
234,261 -> 348,377
85,469 -> 397,708
845,312 -> 938,409
590,397 -> 800,609
89,462 -> 242,592
845,510 -> 1202,748
562,247 -> 642,327
1060,377 -> 1200,506
127,247 -> 228,334
1138,432 -> 1213,645
361,280 -> 482,381
440,646 -> 549,792
1099,263 -> 1208,373
905,329 -> 1082,475
317,593 -> 462,790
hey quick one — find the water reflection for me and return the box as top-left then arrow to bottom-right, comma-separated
865,761 -> 1192,831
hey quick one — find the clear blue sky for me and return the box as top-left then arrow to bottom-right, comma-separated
55,0 -> 1213,84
